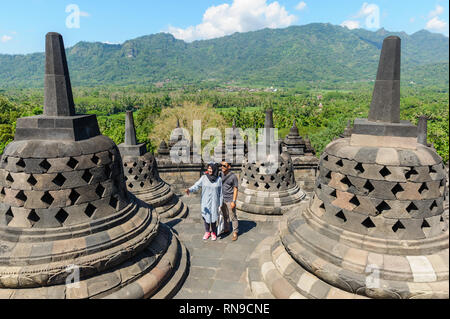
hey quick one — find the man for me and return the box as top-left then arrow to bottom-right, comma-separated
220,161 -> 239,241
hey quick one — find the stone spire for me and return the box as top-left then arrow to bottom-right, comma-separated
118,111 -> 146,156
265,109 -> 274,128
124,111 -> 138,145
417,115 -> 428,146
368,36 -> 401,123
44,32 -> 75,117
352,36 -> 417,147
14,32 -> 100,141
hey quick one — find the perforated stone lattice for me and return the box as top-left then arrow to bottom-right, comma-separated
309,147 -> 448,240
0,145 -> 128,229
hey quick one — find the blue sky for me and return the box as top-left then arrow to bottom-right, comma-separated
0,0 -> 448,54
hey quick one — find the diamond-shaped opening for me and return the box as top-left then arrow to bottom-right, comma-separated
336,159 -> 344,167
421,219 -> 431,229
16,158 -> 26,168
392,220 -> 405,233
250,174 -> 255,179
418,183 -> 429,194
132,162 -> 137,167
84,204 -> 96,218
391,183 -> 404,196
82,170 -> 93,183
323,155 -> 329,162
15,190 -> 27,202
5,207 -> 14,225
276,169 -> 281,174
138,168 -> 143,174
6,173 -> 14,183
149,178 -> 153,185
317,184 -> 322,190
405,168 -> 418,180
286,182 -> 290,187
319,203 -> 325,210
0,187 -> 5,195
27,174 -> 38,186
376,201 -> 391,214
335,210 -> 347,222
55,209 -> 68,225
260,176 -> 265,181
104,165 -> 112,178
281,176 -> 285,181
406,202 -> 418,213
379,166 -> 391,178
363,180 -> 375,193
430,200 -> 438,212
349,195 -> 360,207
91,155 -> 100,165
95,184 -> 105,198
69,190 -> 80,205
325,171 -> 332,179
143,173 -> 149,179
140,182 -> 145,188
133,175 -> 139,181
3,157 -> 7,163
256,167 -> 260,173
277,183 -> 281,189
340,176 -> 352,188
355,163 -> 365,174
67,157 -> 79,169
27,210 -> 40,224
39,159 -> 51,171
128,168 -> 133,174
330,189 -> 337,198
264,183 -> 270,190
41,191 -> 54,205
52,173 -> 67,187
270,176 -> 275,181
254,182 -> 259,187
124,163 -> 128,167
429,166 -> 437,173
109,196 -> 118,209
128,183 -> 134,189
362,217 -> 376,228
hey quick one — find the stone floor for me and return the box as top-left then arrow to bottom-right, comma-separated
167,195 -> 281,299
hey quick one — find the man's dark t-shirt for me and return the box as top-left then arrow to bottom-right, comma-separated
221,172 -> 239,203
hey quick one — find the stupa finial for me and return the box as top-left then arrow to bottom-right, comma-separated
368,36 -> 401,123
44,32 -> 75,116
124,111 -> 138,146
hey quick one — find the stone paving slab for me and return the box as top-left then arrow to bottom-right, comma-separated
171,195 -> 281,299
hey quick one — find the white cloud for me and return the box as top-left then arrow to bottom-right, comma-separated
341,20 -> 360,30
426,16 -> 448,32
425,5 -> 448,34
341,2 -> 380,30
1,35 -> 13,43
167,0 -> 297,42
428,5 -> 444,18
295,1 -> 307,11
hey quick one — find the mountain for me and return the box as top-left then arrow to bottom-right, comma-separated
0,23 -> 448,89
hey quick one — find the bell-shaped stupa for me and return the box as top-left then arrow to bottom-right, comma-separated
236,109 -> 305,220
0,33 -> 188,299
118,111 -> 188,221
247,36 -> 448,299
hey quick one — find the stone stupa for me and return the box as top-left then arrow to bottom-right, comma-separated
0,33 -> 187,299
247,36 -> 448,299
236,109 -> 306,221
118,111 -> 188,221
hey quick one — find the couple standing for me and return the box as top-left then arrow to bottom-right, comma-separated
185,161 -> 239,242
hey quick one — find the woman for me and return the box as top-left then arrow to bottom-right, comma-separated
185,163 -> 223,241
